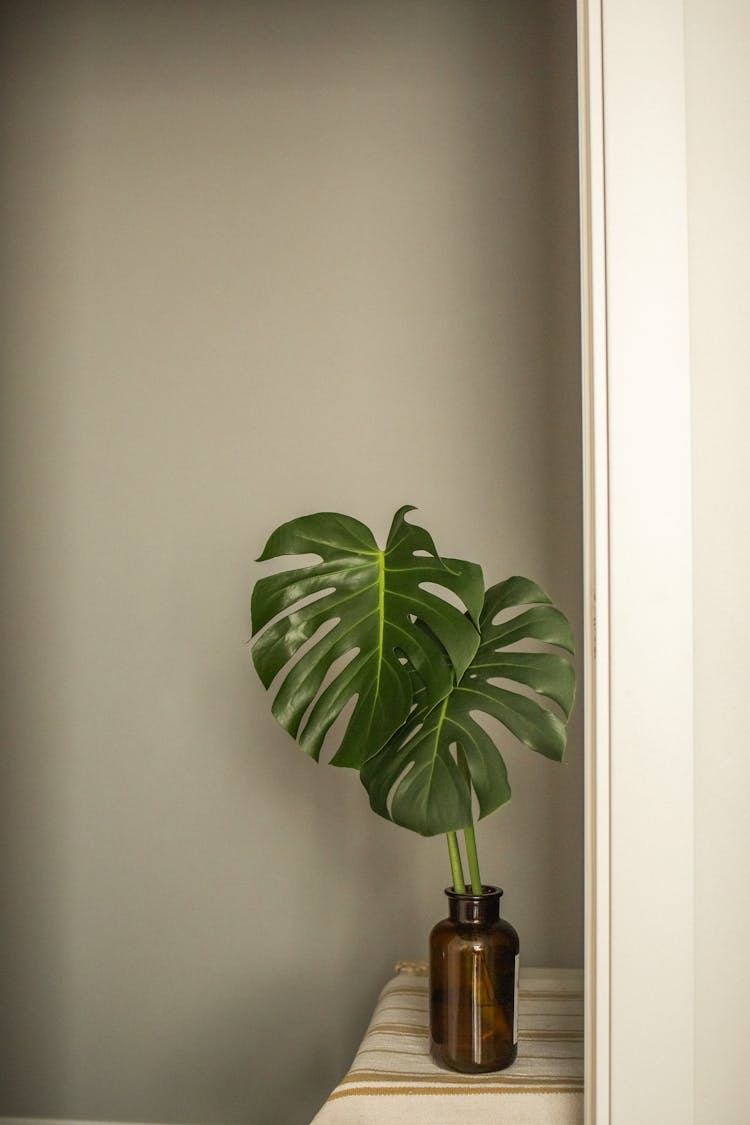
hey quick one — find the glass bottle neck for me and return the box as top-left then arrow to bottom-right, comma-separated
446,885 -> 502,924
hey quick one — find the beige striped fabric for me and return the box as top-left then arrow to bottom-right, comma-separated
311,964 -> 583,1125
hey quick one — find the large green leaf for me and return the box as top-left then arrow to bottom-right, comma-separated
251,506 -> 484,768
360,576 -> 575,836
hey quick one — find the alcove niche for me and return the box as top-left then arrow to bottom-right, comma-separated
0,2 -> 582,1122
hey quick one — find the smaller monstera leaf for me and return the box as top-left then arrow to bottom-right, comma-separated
360,576 -> 575,837
250,506 -> 484,768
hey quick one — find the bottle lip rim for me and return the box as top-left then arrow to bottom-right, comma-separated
444,884 -> 503,900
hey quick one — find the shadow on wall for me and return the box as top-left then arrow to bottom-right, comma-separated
0,772 -> 70,1114
157,974 -> 337,1124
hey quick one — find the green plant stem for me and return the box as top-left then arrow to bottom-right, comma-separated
463,823 -> 483,894
457,748 -> 483,893
446,832 -> 466,893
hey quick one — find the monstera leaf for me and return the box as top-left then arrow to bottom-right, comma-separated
251,506 -> 484,768
360,576 -> 575,836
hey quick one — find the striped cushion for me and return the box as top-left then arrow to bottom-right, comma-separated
311,964 -> 583,1124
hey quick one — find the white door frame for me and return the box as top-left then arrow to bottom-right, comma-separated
578,2 -> 695,1122
577,2 -> 610,1121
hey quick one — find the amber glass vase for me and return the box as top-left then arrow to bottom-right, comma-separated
429,885 -> 519,1073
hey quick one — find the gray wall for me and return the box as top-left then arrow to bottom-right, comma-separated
0,2 -> 581,1123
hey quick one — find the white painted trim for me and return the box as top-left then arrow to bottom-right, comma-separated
578,3 -> 611,1124
597,2 -> 694,1123
580,3 -> 695,1123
